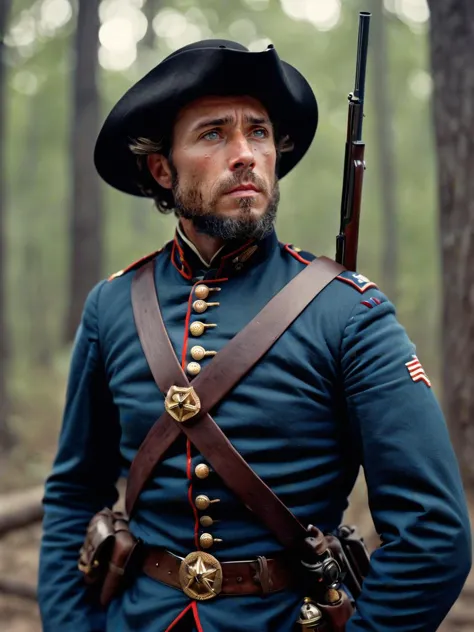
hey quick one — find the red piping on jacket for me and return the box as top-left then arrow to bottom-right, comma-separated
107,249 -> 163,281
283,243 -> 311,265
192,602 -> 205,632
187,438 -> 200,549
216,238 -> 254,277
164,603 -> 193,632
336,276 -> 377,293
172,237 -> 193,280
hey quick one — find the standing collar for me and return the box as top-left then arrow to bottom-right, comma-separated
176,224 -> 226,269
171,223 -> 278,280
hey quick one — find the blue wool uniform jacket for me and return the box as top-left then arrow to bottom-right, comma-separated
38,229 -> 471,632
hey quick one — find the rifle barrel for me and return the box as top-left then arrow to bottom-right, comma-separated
353,12 -> 371,137
335,11 -> 371,268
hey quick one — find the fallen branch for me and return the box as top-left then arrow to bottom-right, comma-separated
0,486 -> 43,536
0,578 -> 37,601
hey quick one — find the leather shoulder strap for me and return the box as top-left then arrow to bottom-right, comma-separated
127,256 -> 344,550
133,255 -> 344,411
196,256 -> 345,413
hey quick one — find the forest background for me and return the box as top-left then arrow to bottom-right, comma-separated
0,0 -> 473,630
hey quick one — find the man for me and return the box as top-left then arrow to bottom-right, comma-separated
38,40 -> 471,632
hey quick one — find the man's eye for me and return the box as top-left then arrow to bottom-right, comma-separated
202,130 -> 220,141
251,128 -> 269,138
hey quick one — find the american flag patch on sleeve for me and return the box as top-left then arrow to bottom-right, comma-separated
405,356 -> 431,387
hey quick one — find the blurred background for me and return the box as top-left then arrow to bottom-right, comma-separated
0,0 -> 472,630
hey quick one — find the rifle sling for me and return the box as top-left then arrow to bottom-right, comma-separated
127,255 -> 344,551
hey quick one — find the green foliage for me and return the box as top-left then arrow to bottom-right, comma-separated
4,0 -> 440,393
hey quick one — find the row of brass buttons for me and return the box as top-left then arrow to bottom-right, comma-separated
187,284 -> 220,376
195,493 -> 221,549
190,285 -> 222,548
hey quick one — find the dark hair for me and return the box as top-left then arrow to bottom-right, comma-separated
128,136 -> 175,213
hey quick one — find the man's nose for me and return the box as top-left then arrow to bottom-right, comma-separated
228,134 -> 255,172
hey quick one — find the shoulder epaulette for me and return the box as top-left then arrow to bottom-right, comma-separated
288,244 -> 302,253
336,270 -> 378,293
107,249 -> 162,281
283,243 -> 314,265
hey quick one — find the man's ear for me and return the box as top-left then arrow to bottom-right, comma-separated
147,154 -> 173,190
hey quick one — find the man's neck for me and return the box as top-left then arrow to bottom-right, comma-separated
178,218 -> 225,265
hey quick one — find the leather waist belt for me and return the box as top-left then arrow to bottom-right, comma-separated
141,547 -> 294,599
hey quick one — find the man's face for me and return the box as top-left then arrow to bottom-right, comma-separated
163,95 -> 280,240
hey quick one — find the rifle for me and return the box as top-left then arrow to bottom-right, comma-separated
335,12 -> 371,271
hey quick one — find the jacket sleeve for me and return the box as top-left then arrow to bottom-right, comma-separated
38,281 -> 122,632
341,294 -> 471,632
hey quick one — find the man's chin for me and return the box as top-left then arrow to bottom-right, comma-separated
216,192 -> 263,211
175,182 -> 280,241
188,208 -> 276,241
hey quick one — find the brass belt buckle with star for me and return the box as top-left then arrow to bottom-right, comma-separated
179,551 -> 223,600
165,386 -> 201,422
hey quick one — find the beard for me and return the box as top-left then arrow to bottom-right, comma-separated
171,165 -> 280,241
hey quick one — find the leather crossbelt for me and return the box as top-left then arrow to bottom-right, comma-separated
142,548 -> 292,597
128,255 -> 345,554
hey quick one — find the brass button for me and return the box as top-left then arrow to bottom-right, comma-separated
191,345 -> 206,361
186,362 -> 201,376
190,345 -> 217,361
195,495 -> 220,510
200,533 -> 222,549
200,515 -> 215,528
195,285 -> 210,300
190,321 -> 205,336
195,463 -> 210,479
193,300 -> 208,314
189,321 -> 216,337
192,300 -> 219,314
195,285 -> 221,300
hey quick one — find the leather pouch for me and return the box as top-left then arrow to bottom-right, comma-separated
317,590 -> 355,632
78,508 -> 140,606
326,526 -> 370,601
299,526 -> 362,631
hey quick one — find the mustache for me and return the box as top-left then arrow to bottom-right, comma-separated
214,171 -> 269,197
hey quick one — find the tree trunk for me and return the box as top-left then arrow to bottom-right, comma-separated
0,0 -> 14,451
427,0 -> 474,491
142,0 -> 161,50
131,0 -> 163,234
17,91 -> 53,367
370,0 -> 398,302
65,0 -> 102,342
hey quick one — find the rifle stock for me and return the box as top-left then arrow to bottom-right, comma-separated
335,12 -> 371,271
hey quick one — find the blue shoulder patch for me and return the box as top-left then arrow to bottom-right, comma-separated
336,270 -> 378,293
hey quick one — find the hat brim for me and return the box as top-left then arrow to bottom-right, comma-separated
94,45 -> 318,197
